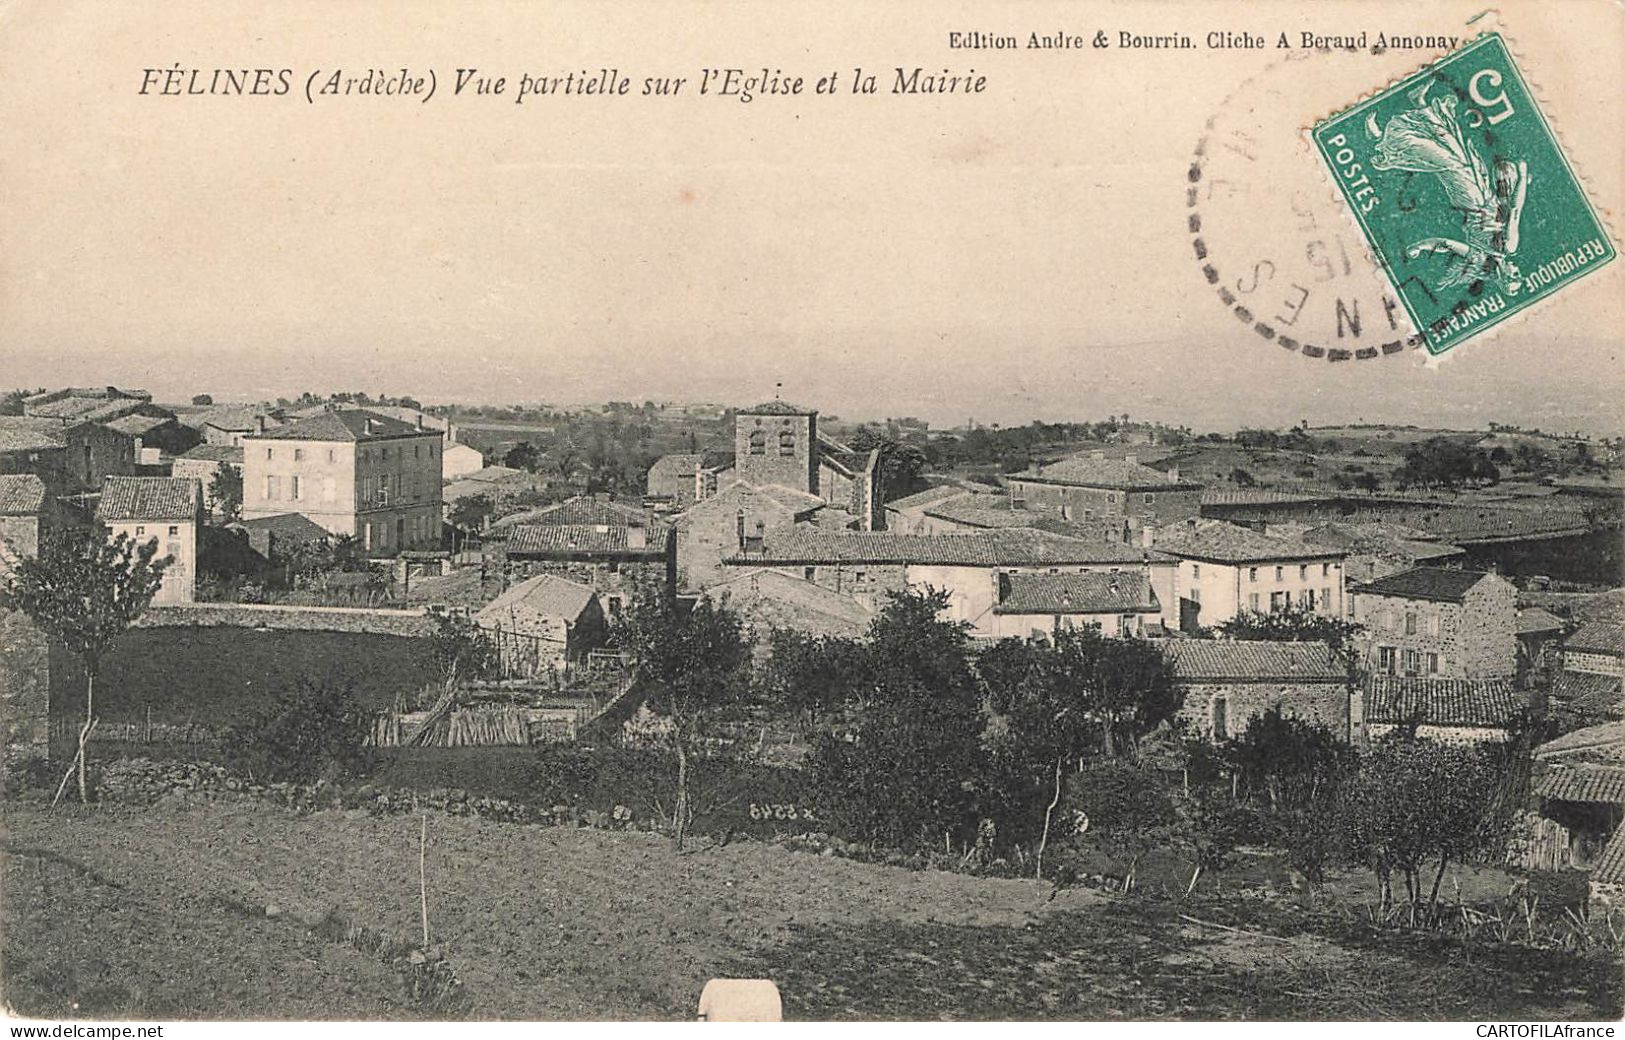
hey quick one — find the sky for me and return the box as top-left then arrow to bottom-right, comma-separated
2,0 -> 1620,435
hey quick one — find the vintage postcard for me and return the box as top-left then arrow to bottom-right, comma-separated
1,0 -> 1623,1028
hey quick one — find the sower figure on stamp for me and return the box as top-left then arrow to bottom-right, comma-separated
1367,81 -> 1530,295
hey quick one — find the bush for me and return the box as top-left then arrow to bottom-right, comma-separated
221,679 -> 374,784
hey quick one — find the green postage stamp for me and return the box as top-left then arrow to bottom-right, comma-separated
1312,33 -> 1615,355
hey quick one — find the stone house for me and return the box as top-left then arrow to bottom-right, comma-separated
674,481 -> 825,591
475,573 -> 607,677
96,475 -> 204,604
0,417 -> 136,496
1349,567 -> 1517,679
107,412 -> 201,466
882,484 -> 977,534
1164,639 -> 1354,742
1007,451 -> 1202,528
189,405 -> 286,446
0,474 -> 50,560
1514,607 -> 1566,689
1148,518 -> 1347,632
242,408 -> 443,554
171,444 -> 245,519
1361,675 -> 1520,744
497,517 -> 675,617
1563,622 -> 1624,678
0,475 -> 61,760
442,442 -> 484,481
1552,622 -> 1624,726
723,528 -> 1180,634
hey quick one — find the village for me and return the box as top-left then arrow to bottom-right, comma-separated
2,384 -> 1623,1020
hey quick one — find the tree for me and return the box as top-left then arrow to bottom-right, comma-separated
425,607 -> 498,687
849,427 -> 929,499
191,393 -> 214,406
447,493 -> 494,553
209,465 -> 243,523
1070,757 -> 1178,893
1209,605 -> 1365,669
756,628 -> 874,738
611,584 -> 754,848
805,588 -> 986,850
503,441 -> 541,473
0,528 -> 169,803
1340,734 -> 1513,914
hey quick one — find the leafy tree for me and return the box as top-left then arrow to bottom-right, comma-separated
0,528 -> 169,803
1392,437 -> 1500,490
221,679 -> 373,783
1340,734 -> 1515,913
503,441 -> 541,473
756,628 -> 874,738
1229,467 -> 1257,487
1069,757 -> 1178,893
849,426 -> 929,499
209,464 -> 243,522
447,493 -> 494,552
805,588 -> 985,850
191,393 -> 214,406
612,584 -> 754,848
425,607 -> 498,687
981,628 -> 1185,875
1208,605 -> 1365,668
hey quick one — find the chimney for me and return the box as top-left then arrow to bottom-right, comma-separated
1167,465 -> 1179,482
627,516 -> 647,549
255,415 -> 267,433
1124,453 -> 1138,465
415,413 -> 425,430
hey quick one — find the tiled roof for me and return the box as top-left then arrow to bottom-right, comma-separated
995,571 -> 1159,615
1352,566 -> 1493,603
885,484 -> 974,512
1362,676 -> 1519,728
25,388 -> 150,420
230,512 -> 331,544
1552,671 -> 1623,721
1592,826 -> 1625,886
923,495 -> 1036,529
0,418 -> 67,452
1515,607 -> 1566,635
105,413 -> 172,436
1201,488 -> 1339,506
503,523 -> 665,557
1162,639 -> 1347,682
741,400 -> 814,415
1536,722 -> 1625,760
95,476 -> 200,522
1153,520 -> 1344,564
178,443 -> 245,463
194,404 -> 281,432
248,408 -> 426,443
1012,455 -> 1198,491
493,495 -> 662,532
1534,766 -> 1625,805
0,474 -> 47,515
704,568 -> 874,640
729,528 -> 1161,567
1565,622 -> 1625,657
648,453 -> 704,479
1299,522 -> 1464,565
478,573 -> 597,623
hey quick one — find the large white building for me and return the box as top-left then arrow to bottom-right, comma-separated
96,475 -> 204,604
1149,519 -> 1346,632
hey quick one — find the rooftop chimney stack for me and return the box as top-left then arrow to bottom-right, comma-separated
1124,453 -> 1138,465
627,517 -> 647,549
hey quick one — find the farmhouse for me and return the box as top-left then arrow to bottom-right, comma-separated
1164,639 -> 1353,742
704,567 -> 874,650
495,499 -> 676,615
1552,621 -> 1625,726
1349,567 -> 1517,679
987,570 -> 1162,640
188,404 -> 287,446
476,573 -> 607,677
1008,451 -> 1202,526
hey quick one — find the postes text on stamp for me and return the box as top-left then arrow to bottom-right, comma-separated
1312,33 -> 1615,355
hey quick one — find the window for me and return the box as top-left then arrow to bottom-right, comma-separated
135,525 -> 145,537
1274,565 -> 1284,581
167,525 -> 178,536
1405,612 -> 1417,635
1299,564 -> 1308,580
1248,567 -> 1258,582
778,430 -> 795,456
748,429 -> 767,455
608,596 -> 622,617
1427,652 -> 1439,674
265,447 -> 273,460
1321,587 -> 1331,610
1322,562 -> 1332,577
1248,592 -> 1260,612
1211,695 -> 1228,741
1192,564 -> 1201,579
1190,587 -> 1201,604
1107,493 -> 1117,504
290,475 -> 301,500
1270,591 -> 1286,612
1426,614 -> 1441,637
1301,589 -> 1315,610
1403,649 -> 1422,676
327,449 -> 336,463
293,448 -> 304,462
382,447 -> 390,460
607,561 -> 620,574
265,475 -> 280,500
414,445 -> 421,459
854,569 -> 866,584
803,566 -> 816,581
1378,646 -> 1396,673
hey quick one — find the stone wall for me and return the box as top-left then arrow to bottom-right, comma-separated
1174,678 -> 1353,742
0,610 -> 55,761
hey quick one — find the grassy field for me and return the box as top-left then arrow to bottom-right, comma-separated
3,800 -> 1618,1021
